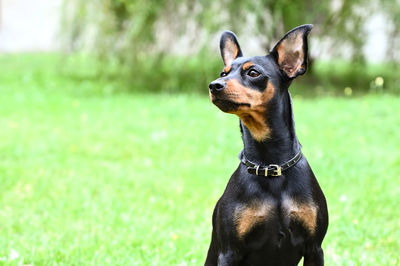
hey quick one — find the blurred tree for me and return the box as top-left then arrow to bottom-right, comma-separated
381,0 -> 400,62
62,0 -> 380,60
61,0 -> 400,92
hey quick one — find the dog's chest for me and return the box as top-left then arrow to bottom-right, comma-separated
233,195 -> 318,240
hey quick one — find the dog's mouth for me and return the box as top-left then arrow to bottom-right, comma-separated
212,98 -> 251,112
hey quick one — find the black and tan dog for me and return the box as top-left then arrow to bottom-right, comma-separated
205,25 -> 328,266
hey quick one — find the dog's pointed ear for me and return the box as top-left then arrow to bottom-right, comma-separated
220,31 -> 243,66
271,24 -> 313,79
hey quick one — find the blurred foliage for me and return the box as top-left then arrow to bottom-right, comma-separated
61,0 -> 400,94
381,0 -> 400,61
58,53 -> 399,95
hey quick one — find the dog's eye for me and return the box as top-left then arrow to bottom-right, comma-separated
247,69 -> 260,78
220,71 -> 227,77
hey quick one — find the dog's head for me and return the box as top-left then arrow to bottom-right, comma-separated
209,25 -> 312,141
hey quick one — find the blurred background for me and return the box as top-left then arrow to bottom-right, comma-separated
0,0 -> 399,94
1,0 -> 400,265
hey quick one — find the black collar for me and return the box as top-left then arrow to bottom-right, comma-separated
239,150 -> 302,177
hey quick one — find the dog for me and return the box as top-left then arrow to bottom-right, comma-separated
205,25 -> 328,266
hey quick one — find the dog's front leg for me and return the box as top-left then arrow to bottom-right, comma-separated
303,245 -> 324,266
216,249 -> 242,266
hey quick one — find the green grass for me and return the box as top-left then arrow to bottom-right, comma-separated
1,54 -> 400,265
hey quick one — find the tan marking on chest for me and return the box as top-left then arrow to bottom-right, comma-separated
283,197 -> 318,235
234,200 -> 274,239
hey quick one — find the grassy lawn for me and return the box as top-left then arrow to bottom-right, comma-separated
1,54 -> 400,265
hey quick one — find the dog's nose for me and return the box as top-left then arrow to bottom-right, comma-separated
209,80 -> 226,94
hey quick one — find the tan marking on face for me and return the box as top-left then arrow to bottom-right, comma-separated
224,80 -> 275,141
223,65 -> 232,73
223,39 -> 239,66
242,62 -> 254,70
276,32 -> 305,78
234,200 -> 274,239
283,196 -> 318,235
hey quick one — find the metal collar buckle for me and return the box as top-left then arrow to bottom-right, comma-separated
240,150 -> 302,177
268,164 -> 282,176
255,165 -> 260,176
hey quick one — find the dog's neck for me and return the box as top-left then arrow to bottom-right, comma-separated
240,91 -> 301,165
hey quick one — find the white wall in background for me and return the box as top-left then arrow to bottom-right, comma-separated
0,0 -> 62,52
363,13 -> 388,63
